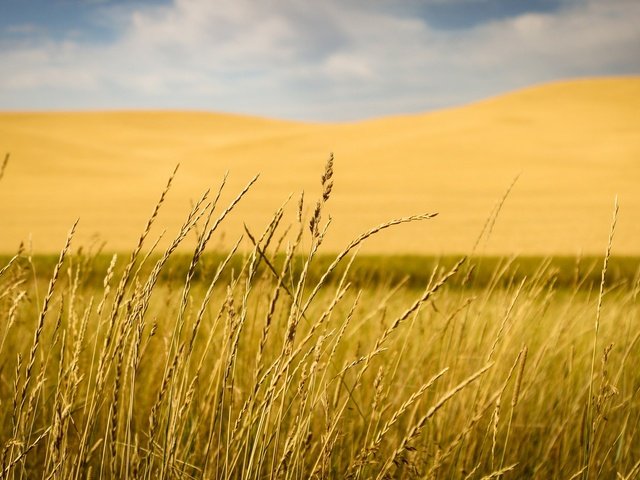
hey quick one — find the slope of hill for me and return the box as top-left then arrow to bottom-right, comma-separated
0,77 -> 638,255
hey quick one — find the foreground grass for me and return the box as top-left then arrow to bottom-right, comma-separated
0,161 -> 639,479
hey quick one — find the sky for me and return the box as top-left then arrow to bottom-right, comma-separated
0,0 -> 638,121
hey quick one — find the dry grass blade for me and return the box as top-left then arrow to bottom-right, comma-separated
0,255 -> 18,279
585,196 -> 619,479
470,173 -> 520,255
620,458 -> 640,480
16,220 -> 77,430
479,463 -> 518,479
569,466 -> 588,480
301,212 -> 439,318
0,153 -> 8,182
377,362 -> 493,479
352,368 -> 448,473
2,428 -> 51,475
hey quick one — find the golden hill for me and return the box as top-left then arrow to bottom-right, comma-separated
0,77 -> 639,255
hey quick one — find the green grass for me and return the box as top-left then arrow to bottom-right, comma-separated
5,253 -> 640,291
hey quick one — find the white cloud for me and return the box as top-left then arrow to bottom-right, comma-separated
457,1 -> 640,75
0,0 -> 638,120
5,23 -> 43,35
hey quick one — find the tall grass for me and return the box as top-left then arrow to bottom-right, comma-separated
0,156 -> 639,479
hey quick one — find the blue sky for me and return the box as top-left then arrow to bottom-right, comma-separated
0,0 -> 638,121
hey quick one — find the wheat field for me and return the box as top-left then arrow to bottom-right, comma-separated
1,77 -> 639,254
0,156 -> 639,479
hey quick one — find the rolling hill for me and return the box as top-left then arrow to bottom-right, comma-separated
0,77 -> 639,255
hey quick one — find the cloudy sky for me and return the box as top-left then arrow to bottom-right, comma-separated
0,0 -> 638,121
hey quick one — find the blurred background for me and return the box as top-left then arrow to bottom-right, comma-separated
0,0 -> 638,255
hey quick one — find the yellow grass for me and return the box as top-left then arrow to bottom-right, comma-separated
1,76 -> 639,254
0,159 -> 638,479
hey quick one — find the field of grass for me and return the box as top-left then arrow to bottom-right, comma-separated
0,159 -> 639,479
1,77 -> 639,254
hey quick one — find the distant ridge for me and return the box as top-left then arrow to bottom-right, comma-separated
0,77 -> 638,254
